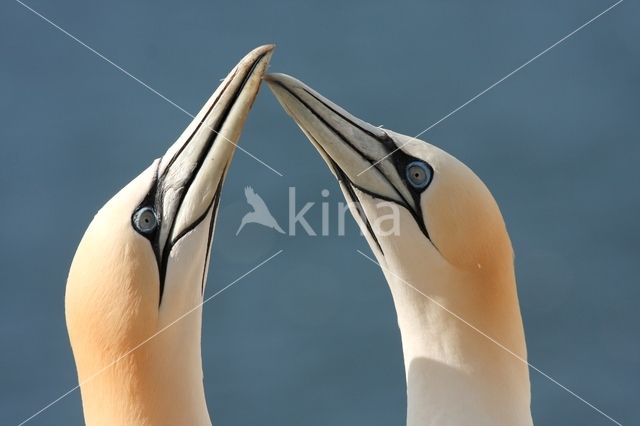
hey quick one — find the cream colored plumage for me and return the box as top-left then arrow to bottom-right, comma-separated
65,45 -> 273,426
266,73 -> 532,426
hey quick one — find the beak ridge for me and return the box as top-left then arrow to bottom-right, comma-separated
264,72 -> 414,210
155,45 -> 274,276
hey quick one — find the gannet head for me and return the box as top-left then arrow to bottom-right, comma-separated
266,73 -> 531,426
65,45 -> 273,423
265,73 -> 512,278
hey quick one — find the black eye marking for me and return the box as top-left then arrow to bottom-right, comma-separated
385,149 -> 436,246
406,161 -> 433,189
270,81 -> 436,248
132,207 -> 159,234
131,162 -> 163,272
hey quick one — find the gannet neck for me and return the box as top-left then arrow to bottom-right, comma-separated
64,45 -> 274,425
75,311 -> 210,426
66,197 -> 212,425
381,246 -> 532,426
264,72 -> 533,425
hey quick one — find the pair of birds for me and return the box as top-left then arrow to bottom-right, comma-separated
65,45 -> 532,425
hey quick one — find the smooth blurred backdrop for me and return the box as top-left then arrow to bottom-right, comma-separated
1,0 -> 638,424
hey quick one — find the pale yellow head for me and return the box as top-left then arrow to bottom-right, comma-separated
265,73 -> 512,277
266,73 -> 531,425
65,45 -> 273,425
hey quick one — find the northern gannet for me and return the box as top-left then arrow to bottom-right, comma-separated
266,73 -> 532,426
65,45 -> 273,425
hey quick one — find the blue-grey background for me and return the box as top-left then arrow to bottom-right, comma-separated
1,0 -> 638,424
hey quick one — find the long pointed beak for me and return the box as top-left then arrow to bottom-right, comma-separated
264,73 -> 416,212
152,45 -> 274,277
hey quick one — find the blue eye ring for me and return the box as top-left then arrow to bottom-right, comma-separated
133,207 -> 159,234
405,161 -> 432,189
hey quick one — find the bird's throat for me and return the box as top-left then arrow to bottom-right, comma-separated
73,309 -> 212,426
382,262 -> 533,426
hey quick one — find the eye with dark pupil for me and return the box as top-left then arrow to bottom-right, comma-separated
406,161 -> 432,189
133,207 -> 158,234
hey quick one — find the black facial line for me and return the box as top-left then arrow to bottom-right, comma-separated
271,81 -> 413,211
201,173 -> 224,296
158,171 -> 225,303
141,53 -> 267,306
274,80 -> 433,244
159,68 -> 238,181
387,155 -> 433,241
332,164 -> 384,255
301,131 -> 382,251
301,87 -> 407,181
162,50 -> 266,240
133,162 -> 163,265
307,91 -> 432,242
271,81 -> 381,165
301,87 -> 389,142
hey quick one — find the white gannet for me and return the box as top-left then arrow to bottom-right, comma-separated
65,45 -> 273,426
266,73 -> 532,426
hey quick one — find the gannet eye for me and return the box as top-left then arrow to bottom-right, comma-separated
133,207 -> 159,234
406,161 -> 432,189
